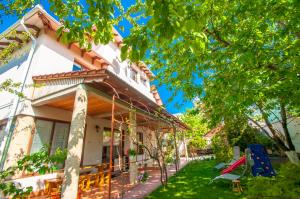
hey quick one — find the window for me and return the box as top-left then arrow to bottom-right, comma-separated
102,127 -> 123,167
0,123 -> 6,145
103,127 -> 120,145
72,63 -> 82,71
50,122 -> 70,155
30,119 -> 70,155
30,120 -> 53,154
137,132 -> 144,154
130,68 -> 138,82
141,78 -> 148,86
102,145 -> 119,163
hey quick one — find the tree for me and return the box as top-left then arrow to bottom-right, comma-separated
1,1 -> 299,163
180,109 -> 209,152
129,127 -> 174,186
123,0 -> 300,163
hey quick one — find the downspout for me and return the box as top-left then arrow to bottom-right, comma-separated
0,18 -> 37,170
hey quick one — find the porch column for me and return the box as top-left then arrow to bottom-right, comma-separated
61,85 -> 88,199
183,131 -> 189,161
129,109 -> 137,184
4,115 -> 35,169
173,126 -> 180,171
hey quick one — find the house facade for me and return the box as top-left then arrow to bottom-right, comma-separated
0,5 -> 187,198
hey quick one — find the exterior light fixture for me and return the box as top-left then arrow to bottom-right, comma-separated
95,125 -> 100,133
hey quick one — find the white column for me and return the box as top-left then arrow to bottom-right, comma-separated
61,85 -> 88,199
173,126 -> 180,170
129,109 -> 137,184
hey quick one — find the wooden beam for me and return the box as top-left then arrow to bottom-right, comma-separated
25,24 -> 41,37
38,12 -> 52,30
81,49 -> 86,57
92,56 -> 97,64
0,42 -> 10,46
16,31 -> 25,34
24,24 -> 40,32
68,42 -> 74,49
6,36 -> 23,43
57,34 -> 61,42
92,56 -> 105,65
94,110 -> 128,118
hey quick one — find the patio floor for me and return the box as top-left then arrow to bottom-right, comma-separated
81,158 -> 189,199
29,159 -> 190,199
120,158 -> 189,199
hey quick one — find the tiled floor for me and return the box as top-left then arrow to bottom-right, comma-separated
120,159 -> 189,199
75,159 -> 189,199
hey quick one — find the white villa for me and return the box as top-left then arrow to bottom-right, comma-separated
0,5 -> 188,198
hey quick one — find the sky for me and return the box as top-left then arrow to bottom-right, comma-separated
0,1 -> 193,114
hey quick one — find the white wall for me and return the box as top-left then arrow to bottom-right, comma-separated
93,42 -> 154,101
0,30 -> 157,122
262,117 -> 300,153
0,32 -> 75,120
0,43 -> 31,108
82,117 -> 104,166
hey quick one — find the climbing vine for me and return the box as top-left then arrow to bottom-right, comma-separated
0,30 -> 30,65
0,146 -> 66,198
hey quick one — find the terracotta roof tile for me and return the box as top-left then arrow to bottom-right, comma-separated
32,69 -> 107,81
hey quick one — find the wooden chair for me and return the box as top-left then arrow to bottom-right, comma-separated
96,164 -> 104,173
44,178 -> 63,199
85,173 -> 100,190
232,179 -> 243,192
78,175 -> 89,192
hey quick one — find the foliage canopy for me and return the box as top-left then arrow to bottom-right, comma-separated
1,0 -> 299,153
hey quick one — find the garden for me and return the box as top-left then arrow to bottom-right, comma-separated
147,159 -> 300,199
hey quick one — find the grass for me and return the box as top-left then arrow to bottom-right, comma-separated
146,160 -> 246,199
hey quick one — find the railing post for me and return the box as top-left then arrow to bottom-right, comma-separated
108,95 -> 115,199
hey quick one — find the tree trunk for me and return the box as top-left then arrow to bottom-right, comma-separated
279,102 -> 295,150
257,104 -> 289,151
285,151 -> 300,165
257,103 -> 299,164
279,102 -> 299,165
163,162 -> 168,184
156,158 -> 165,186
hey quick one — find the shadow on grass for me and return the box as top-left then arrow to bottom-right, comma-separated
146,160 -> 246,199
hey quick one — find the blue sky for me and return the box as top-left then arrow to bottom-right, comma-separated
0,1 -> 193,114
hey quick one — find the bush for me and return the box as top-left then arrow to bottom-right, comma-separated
189,136 -> 207,150
246,163 -> 300,199
255,133 -> 274,149
211,133 -> 232,162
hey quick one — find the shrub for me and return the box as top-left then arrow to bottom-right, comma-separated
246,163 -> 300,199
211,133 -> 232,162
255,133 -> 274,149
189,136 -> 207,150
0,146 -> 66,198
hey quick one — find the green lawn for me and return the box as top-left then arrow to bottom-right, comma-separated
146,160 -> 246,199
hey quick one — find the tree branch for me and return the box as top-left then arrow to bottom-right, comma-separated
256,103 -> 289,151
204,29 -> 230,47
